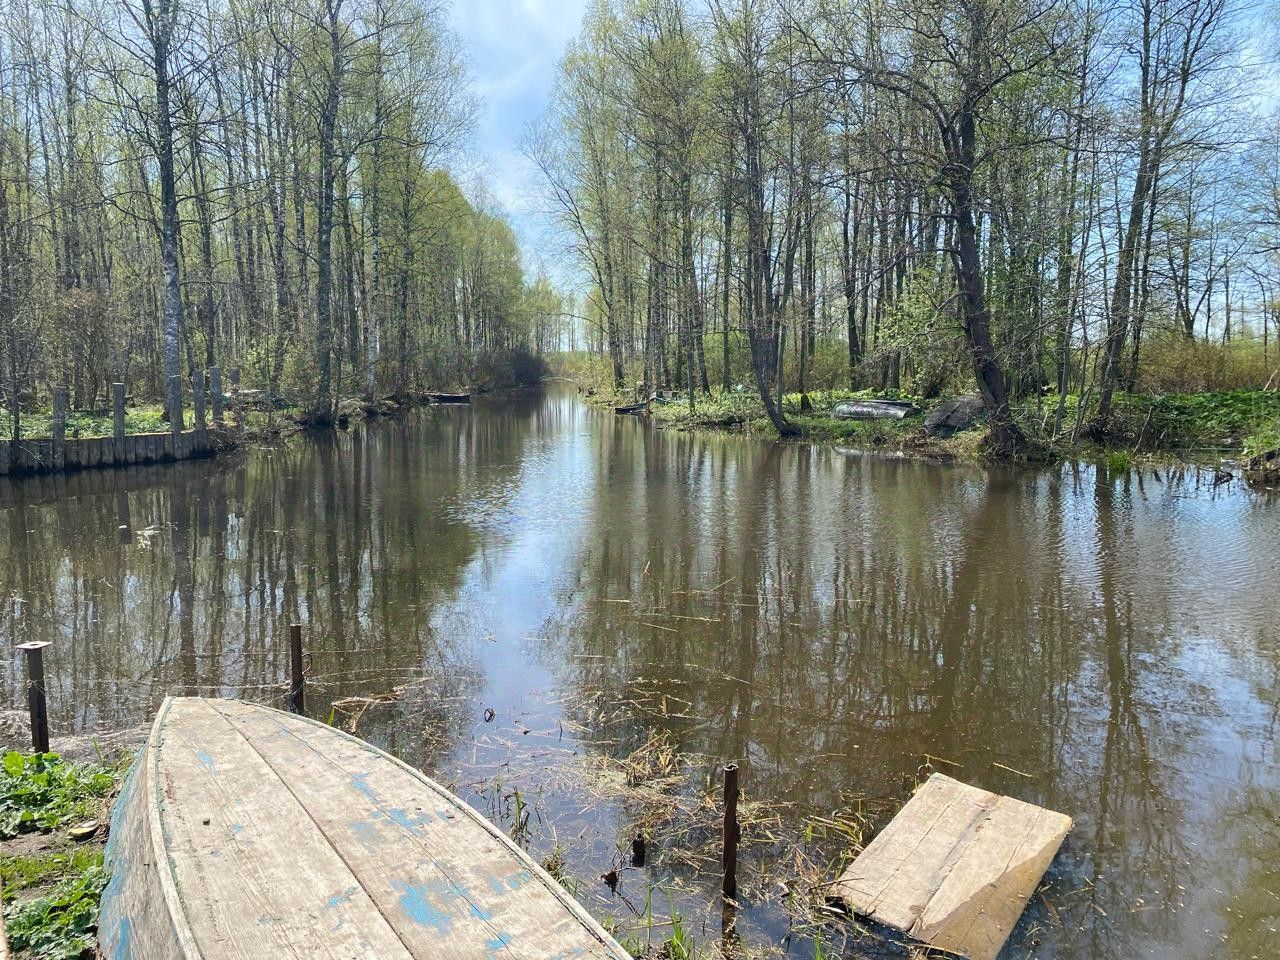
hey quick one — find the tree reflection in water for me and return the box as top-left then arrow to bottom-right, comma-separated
0,388 -> 1275,959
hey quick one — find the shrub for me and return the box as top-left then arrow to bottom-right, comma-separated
1138,335 -> 1279,393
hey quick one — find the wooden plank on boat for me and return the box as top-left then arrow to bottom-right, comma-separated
99,697 -> 628,960
833,773 -> 1071,960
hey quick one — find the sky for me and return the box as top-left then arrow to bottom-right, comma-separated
448,0 -> 590,276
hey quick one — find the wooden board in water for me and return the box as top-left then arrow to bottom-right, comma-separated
98,697 -> 627,959
833,773 -> 1071,960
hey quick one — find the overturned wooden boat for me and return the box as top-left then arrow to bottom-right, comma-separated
614,401 -> 647,415
832,398 -> 919,420
427,391 -> 471,404
99,697 -> 627,959
834,773 -> 1071,960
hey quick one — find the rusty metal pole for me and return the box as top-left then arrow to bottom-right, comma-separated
722,762 -> 740,900
18,642 -> 52,753
288,623 -> 304,715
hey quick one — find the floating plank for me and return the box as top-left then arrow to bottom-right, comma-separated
99,697 -> 628,960
834,773 -> 1071,960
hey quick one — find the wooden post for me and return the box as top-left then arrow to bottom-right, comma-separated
209,366 -> 224,423
18,641 -> 51,753
229,368 -> 242,432
193,372 -> 207,436
51,386 -> 67,470
112,383 -> 126,448
722,763 -> 740,900
288,622 -> 305,715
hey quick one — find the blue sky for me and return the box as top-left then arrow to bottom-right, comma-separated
449,0 -> 589,273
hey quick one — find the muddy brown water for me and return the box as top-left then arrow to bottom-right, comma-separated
0,387 -> 1276,959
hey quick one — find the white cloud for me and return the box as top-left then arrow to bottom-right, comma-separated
450,0 -> 588,260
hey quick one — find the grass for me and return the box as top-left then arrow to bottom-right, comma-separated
0,752 -> 125,960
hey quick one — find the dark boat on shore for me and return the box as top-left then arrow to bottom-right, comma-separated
614,402 -> 647,415
427,392 -> 470,404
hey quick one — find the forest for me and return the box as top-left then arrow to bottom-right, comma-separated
0,0 -> 564,435
534,0 -> 1280,457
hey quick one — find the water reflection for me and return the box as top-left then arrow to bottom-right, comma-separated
0,388 -> 1276,959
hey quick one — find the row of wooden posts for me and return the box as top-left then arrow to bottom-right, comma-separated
15,622 -> 742,904
51,366 -> 244,447
1,367 -> 248,477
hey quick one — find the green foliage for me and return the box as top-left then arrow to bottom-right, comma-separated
0,753 -> 115,839
2,864 -> 107,960
17,403 -> 183,440
1144,390 -> 1280,447
1105,450 -> 1132,474
1,849 -> 103,897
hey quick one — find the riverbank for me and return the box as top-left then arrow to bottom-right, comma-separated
0,391 -> 472,480
589,385 -> 1280,479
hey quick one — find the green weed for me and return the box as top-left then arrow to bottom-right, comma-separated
2,864 -> 107,960
0,753 -> 116,839
1,849 -> 103,896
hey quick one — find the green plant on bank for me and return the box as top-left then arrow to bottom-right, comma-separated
1,849 -> 103,896
0,753 -> 123,960
13,404 -> 192,441
0,753 -> 116,839
3,863 -> 107,960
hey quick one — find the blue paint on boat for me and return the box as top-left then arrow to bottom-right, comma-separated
113,917 -> 134,960
446,879 -> 492,921
195,749 -> 217,775
351,772 -> 376,800
386,807 -> 434,831
350,818 -> 380,846
485,931 -> 513,958
506,869 -> 532,890
393,880 -> 451,934
327,885 -> 359,909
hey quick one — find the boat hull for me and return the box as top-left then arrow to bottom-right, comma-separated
99,697 -> 627,959
832,399 -> 920,421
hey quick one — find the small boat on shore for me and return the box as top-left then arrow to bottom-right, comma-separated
832,398 -> 920,420
427,392 -> 471,404
614,401 -> 647,415
99,697 -> 627,959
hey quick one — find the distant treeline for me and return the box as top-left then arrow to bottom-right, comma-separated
533,0 -> 1280,455
0,0 -> 565,437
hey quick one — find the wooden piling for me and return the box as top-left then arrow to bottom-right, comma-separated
210,366 -> 223,423
193,372 -> 207,437
288,622 -> 305,715
18,641 -> 51,753
51,387 -> 67,470
229,368 -> 242,432
722,762 -> 740,900
112,383 -> 126,462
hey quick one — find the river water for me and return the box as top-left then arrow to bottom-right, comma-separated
1,387 -> 1276,959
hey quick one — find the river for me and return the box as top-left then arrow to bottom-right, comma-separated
1,387 -> 1276,959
